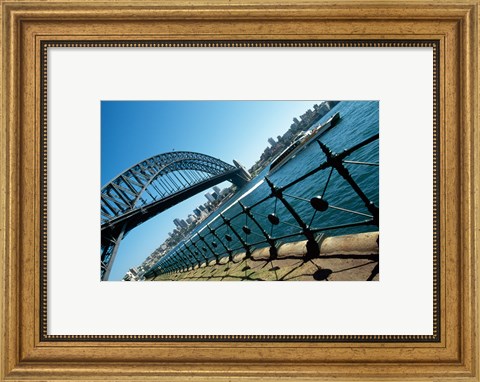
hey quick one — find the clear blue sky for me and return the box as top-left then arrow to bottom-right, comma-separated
102,101 -> 321,280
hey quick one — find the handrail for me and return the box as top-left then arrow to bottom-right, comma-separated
147,133 -> 379,278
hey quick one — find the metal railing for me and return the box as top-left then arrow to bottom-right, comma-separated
145,133 -> 379,278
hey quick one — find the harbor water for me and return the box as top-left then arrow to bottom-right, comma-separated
159,101 -> 379,265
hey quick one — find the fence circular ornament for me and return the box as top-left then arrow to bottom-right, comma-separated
267,213 -> 280,225
242,225 -> 251,235
310,196 -> 329,212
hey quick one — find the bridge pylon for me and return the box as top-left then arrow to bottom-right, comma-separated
231,159 -> 251,188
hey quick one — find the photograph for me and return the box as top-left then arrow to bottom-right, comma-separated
101,100 -> 379,282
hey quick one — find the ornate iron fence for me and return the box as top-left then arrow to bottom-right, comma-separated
145,133 -> 379,279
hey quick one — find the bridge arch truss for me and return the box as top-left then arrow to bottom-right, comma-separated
101,151 -> 250,280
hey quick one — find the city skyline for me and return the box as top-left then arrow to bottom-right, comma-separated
127,184 -> 234,280
102,100 -> 324,280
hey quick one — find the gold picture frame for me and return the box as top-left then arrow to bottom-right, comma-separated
1,0 -> 478,380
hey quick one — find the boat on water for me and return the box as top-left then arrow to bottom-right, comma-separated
268,112 -> 341,174
306,111 -> 341,146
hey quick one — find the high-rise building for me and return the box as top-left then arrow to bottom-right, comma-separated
193,208 -> 202,217
268,137 -> 276,147
173,218 -> 188,229
316,102 -> 330,117
205,192 -> 215,203
211,192 -> 219,200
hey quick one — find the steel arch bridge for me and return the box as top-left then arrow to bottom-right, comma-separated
101,151 -> 251,280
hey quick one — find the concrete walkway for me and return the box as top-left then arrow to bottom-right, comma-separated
150,232 -> 379,282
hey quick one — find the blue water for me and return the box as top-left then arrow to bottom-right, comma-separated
158,101 -> 379,266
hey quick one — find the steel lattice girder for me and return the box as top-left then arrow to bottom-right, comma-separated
100,151 -> 251,280
101,151 -> 239,222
